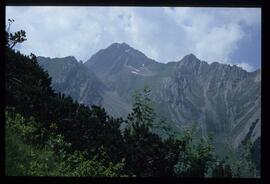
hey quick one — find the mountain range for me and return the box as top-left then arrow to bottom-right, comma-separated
37,42 -> 261,154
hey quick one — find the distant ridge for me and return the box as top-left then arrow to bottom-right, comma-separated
37,43 -> 261,154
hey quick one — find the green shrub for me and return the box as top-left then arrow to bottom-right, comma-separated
5,108 -> 127,176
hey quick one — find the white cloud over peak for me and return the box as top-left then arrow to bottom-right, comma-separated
6,7 -> 260,71
194,23 -> 245,63
163,7 -> 258,64
236,62 -> 254,72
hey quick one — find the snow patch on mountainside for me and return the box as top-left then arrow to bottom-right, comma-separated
131,71 -> 139,75
127,65 -> 140,72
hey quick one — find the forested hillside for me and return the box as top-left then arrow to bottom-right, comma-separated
5,27 -> 260,177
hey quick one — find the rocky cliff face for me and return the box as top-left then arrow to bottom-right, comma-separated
37,56 -> 105,105
156,54 -> 260,148
37,43 -> 261,150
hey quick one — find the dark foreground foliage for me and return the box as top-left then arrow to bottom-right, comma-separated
5,28 -> 259,177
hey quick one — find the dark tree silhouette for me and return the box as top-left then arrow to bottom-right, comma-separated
6,19 -> 27,49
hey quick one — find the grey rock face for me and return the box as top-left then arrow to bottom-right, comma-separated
158,54 -> 260,148
37,43 -> 261,151
37,56 -> 105,105
85,42 -> 156,78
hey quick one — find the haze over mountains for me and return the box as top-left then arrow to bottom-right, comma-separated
37,42 -> 261,152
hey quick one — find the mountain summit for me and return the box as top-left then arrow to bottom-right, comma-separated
182,53 -> 198,61
85,42 -> 156,76
108,42 -> 131,50
37,43 -> 261,153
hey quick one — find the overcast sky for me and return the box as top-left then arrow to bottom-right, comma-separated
6,6 -> 261,71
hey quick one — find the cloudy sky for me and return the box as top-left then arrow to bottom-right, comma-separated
6,6 -> 261,71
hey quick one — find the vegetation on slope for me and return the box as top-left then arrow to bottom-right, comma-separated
5,23 -> 259,177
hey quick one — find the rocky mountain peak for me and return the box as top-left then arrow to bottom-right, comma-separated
107,42 -> 151,59
85,42 -> 156,74
175,54 -> 204,74
37,56 -> 79,72
37,56 -> 78,64
178,53 -> 200,65
109,42 -> 130,49
37,43 -> 261,154
107,42 -> 133,52
62,56 -> 77,62
183,53 -> 198,60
